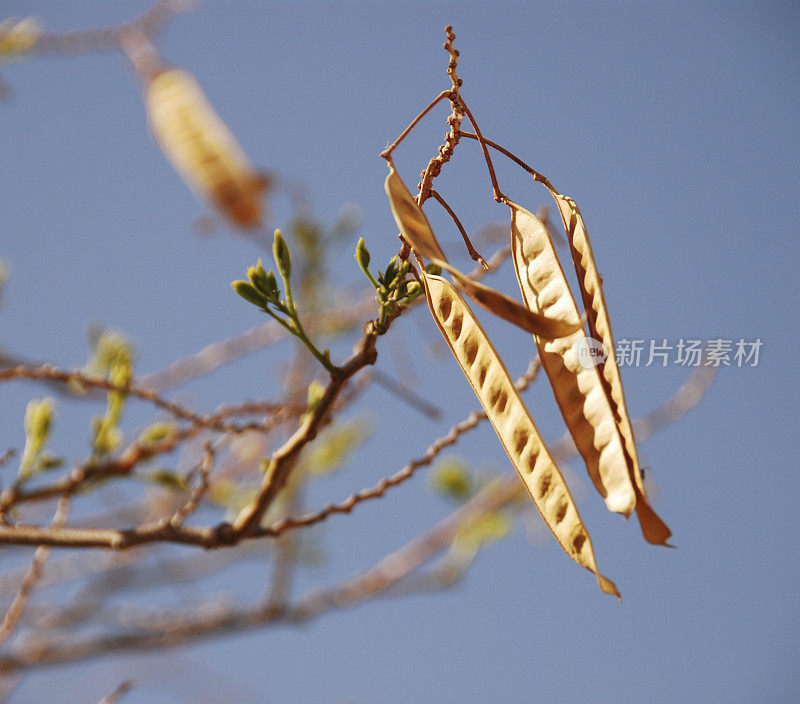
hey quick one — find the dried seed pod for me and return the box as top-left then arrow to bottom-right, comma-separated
385,163 -> 579,339
551,194 -> 671,544
384,161 -> 447,262
438,259 -> 582,340
145,68 -> 267,228
0,17 -> 41,58
509,200 -> 635,516
424,271 -> 619,597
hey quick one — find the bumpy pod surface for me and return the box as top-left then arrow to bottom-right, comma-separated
551,194 -> 671,544
509,200 -> 636,516
424,272 -> 619,597
385,163 -> 579,340
146,69 -> 265,228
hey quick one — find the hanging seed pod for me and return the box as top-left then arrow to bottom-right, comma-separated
145,68 -> 267,228
424,271 -> 619,597
385,162 -> 579,339
550,194 -> 671,544
384,161 -> 447,261
509,200 -> 636,516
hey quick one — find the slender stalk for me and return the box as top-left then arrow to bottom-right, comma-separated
455,100 -> 504,202
458,130 -> 558,194
429,189 -> 489,269
380,90 -> 452,161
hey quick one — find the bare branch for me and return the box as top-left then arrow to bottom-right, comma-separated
0,365 -> 290,435
97,680 -> 133,704
0,496 -> 70,648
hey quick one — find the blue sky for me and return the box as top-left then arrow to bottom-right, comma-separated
1,1 -> 798,702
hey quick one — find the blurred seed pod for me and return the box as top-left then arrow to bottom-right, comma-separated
145,68 -> 268,228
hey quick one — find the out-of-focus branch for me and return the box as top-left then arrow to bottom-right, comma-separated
0,496 -> 70,648
0,365 -> 290,435
259,358 -> 540,535
96,680 -> 133,704
32,1 -> 190,56
0,363 -> 715,673
137,294 -> 377,393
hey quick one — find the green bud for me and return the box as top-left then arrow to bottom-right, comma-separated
109,351 -> 132,389
425,262 -> 443,276
382,258 -> 397,286
430,458 -> 472,501
306,379 -> 325,412
355,238 -> 370,269
403,281 -> 421,298
247,258 -> 269,291
24,398 -> 54,445
231,280 -> 266,308
87,330 -> 133,376
138,422 -> 177,447
92,417 -> 122,455
273,229 -> 292,280
36,452 -> 64,471
147,469 -> 188,492
19,397 -> 55,478
262,270 -> 279,299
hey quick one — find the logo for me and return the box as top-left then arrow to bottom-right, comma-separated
573,337 -> 608,369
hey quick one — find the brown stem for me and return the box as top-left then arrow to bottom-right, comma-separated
0,496 -> 71,647
455,100 -> 504,202
428,189 -> 489,269
380,90 -> 452,161
458,130 -> 558,194
230,323 -> 380,536
0,365 -> 284,436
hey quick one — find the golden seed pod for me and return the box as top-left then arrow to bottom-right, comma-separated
145,68 -> 266,228
384,162 -> 580,339
509,200 -> 636,516
424,271 -> 619,597
0,17 -> 42,58
550,194 -> 671,544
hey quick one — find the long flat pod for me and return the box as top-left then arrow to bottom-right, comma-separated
384,161 -> 447,262
146,68 -> 266,228
423,271 -> 619,597
385,163 -> 578,340
508,200 -> 635,516
550,194 -> 671,544
439,260 -> 581,339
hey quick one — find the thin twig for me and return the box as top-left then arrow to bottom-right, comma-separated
0,496 -> 70,648
230,321 -> 384,537
0,363 -> 714,673
371,369 -> 442,421
382,26 -> 465,260
454,99 -> 504,202
0,365 -> 288,436
428,189 -> 489,269
97,680 -> 134,704
380,90 -> 452,160
168,442 -> 215,527
137,295 -> 375,393
0,450 -> 15,470
458,130 -> 558,194
33,0 -> 189,56
260,358 -> 540,535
